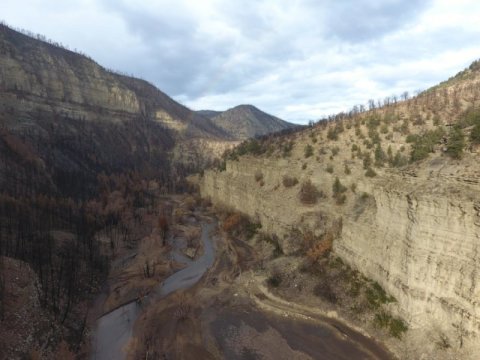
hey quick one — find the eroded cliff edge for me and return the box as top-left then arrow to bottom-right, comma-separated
199,150 -> 480,353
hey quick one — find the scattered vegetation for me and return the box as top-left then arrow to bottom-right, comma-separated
259,233 -> 283,257
332,177 -> 348,205
446,126 -> 465,159
408,128 -> 445,162
304,144 -> 314,158
374,311 -> 408,339
299,180 -> 322,205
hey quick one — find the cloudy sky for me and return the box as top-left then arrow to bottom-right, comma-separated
2,0 -> 480,123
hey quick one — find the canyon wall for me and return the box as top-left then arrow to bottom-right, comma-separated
199,155 -> 480,339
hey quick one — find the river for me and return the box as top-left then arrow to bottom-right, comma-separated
91,221 -> 216,360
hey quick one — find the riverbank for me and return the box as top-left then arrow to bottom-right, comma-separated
117,201 -> 397,359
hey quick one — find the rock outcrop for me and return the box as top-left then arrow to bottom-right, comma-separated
0,24 -> 236,196
199,151 -> 480,349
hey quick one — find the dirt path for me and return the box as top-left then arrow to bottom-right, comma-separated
242,273 -> 395,359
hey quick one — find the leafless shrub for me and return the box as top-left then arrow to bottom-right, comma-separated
299,180 -> 322,205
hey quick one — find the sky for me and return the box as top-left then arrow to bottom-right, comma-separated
2,0 -> 480,124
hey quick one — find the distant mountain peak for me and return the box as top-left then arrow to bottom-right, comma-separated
198,104 -> 297,140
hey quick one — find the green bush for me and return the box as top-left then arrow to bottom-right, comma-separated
327,123 -> 344,141
363,153 -> 372,169
471,124 -> 480,144
446,126 -> 465,159
332,177 -> 347,196
409,128 -> 445,162
374,144 -> 386,167
391,152 -> 408,167
389,318 -> 408,338
373,312 -> 408,338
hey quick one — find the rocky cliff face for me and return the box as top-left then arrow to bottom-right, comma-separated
0,24 -> 236,196
199,139 -> 480,351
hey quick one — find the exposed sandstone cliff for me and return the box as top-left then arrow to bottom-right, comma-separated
199,129 -> 480,356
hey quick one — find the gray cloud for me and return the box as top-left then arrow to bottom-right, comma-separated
1,0 -> 480,123
323,0 -> 431,42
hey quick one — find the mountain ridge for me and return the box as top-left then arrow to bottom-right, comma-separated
201,104 -> 298,140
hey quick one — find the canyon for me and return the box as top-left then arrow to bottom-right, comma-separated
1,19 -> 480,360
199,66 -> 480,358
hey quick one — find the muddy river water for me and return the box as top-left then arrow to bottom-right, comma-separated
92,222 -> 216,360
92,219 -> 393,359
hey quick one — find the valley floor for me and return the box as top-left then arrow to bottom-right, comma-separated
89,196 -> 398,360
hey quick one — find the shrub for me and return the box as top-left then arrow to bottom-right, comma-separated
259,233 -> 283,257
327,127 -> 339,141
363,153 -> 372,169
254,170 -> 263,182
282,175 -> 299,188
223,213 -> 245,233
366,281 -> 395,309
446,126 -> 465,159
374,144 -> 386,167
373,311 -> 408,339
408,128 -> 445,162
326,165 -> 334,174
245,222 -> 262,240
471,123 -> 480,144
267,273 -> 282,288
365,168 -> 377,177
282,141 -> 294,157
344,164 -> 351,175
305,233 -> 333,262
304,144 -> 314,158
332,177 -> 347,196
331,146 -> 340,156
299,180 -> 321,205
333,177 -> 348,205
391,152 -> 408,167
389,318 -> 408,338
313,281 -> 337,303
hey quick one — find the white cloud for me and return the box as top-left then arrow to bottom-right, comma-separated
1,0 -> 479,123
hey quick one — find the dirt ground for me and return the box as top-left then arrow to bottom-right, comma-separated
121,202 -> 396,360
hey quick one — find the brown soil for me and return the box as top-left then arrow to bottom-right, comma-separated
122,205 -> 396,360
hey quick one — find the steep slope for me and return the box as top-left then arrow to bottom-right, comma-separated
209,104 -> 298,140
0,23 -> 234,197
198,61 -> 480,358
195,109 -> 222,120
